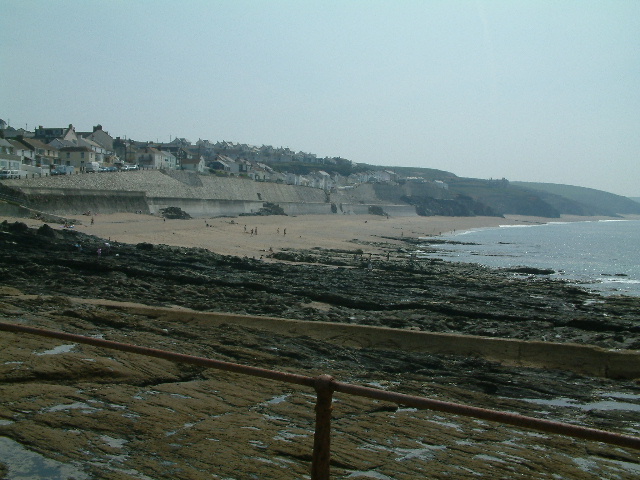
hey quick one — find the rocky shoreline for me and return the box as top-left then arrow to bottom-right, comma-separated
2,219 -> 638,349
1,219 -> 639,479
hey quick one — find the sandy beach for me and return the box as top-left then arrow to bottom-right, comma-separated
1,212 -> 619,259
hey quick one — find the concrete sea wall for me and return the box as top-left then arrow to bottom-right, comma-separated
15,188 -> 150,215
91,300 -> 640,380
2,170 -> 420,218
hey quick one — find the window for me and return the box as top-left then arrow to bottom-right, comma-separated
81,152 -> 85,159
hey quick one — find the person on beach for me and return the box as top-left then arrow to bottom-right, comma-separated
91,217 -> 94,225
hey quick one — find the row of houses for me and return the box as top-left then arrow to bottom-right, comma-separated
1,120 -> 445,191
0,123 -> 195,173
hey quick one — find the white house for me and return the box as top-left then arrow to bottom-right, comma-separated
309,170 -> 332,190
0,138 -> 22,170
285,173 -> 310,186
158,150 -> 177,169
136,147 -> 174,169
7,139 -> 34,164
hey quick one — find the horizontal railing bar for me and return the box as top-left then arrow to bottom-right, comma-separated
331,381 -> 640,451
0,322 -> 316,388
1,321 -> 639,451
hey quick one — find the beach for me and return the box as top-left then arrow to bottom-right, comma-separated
1,212 -> 617,259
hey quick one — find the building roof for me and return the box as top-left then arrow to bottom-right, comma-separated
49,139 -> 76,148
7,139 -> 28,151
16,137 -> 59,152
58,146 -> 93,152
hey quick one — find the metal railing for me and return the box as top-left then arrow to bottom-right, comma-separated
1,321 -> 638,480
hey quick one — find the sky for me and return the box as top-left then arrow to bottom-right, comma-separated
2,1 -> 639,197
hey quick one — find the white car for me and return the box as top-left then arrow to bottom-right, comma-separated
0,170 -> 20,179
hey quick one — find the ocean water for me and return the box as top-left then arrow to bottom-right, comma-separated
419,219 -> 640,297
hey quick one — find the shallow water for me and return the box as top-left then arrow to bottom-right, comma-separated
421,219 -> 640,296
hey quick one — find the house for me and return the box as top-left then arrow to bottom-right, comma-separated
369,170 -> 393,183
7,139 -> 34,164
134,147 -> 176,169
236,158 -> 253,176
78,137 -> 108,162
180,156 -> 206,173
285,173 -> 310,186
79,125 -> 114,152
58,146 -> 97,170
136,147 -> 164,169
252,162 -> 278,181
208,156 -> 233,173
159,150 -> 178,169
209,155 -> 240,174
2,126 -> 34,139
310,170 -> 332,190
34,126 -> 67,144
113,137 -> 140,164
0,138 -> 22,170
14,137 -> 59,166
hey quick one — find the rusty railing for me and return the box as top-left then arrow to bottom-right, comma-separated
1,322 -> 639,480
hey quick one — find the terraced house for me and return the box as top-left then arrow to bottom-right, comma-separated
0,138 -> 21,171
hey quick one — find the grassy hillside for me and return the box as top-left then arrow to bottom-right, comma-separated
445,178 -> 561,217
377,165 -> 458,181
512,182 -> 640,216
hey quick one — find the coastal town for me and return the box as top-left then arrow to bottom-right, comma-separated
0,120 -> 433,191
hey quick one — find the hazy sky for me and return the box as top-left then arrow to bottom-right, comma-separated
2,1 -> 639,196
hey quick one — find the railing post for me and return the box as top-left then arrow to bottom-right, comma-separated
311,374 -> 335,480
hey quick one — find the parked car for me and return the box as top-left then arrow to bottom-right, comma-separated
85,162 -> 100,173
0,170 -> 20,179
51,166 -> 75,175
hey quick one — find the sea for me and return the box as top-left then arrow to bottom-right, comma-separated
418,219 -> 640,297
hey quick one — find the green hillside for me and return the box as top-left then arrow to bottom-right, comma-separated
445,178 -> 562,217
512,182 -> 640,216
378,165 -> 458,181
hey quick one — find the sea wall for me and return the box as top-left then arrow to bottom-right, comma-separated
16,187 -> 149,215
94,301 -> 640,380
2,170 -> 421,218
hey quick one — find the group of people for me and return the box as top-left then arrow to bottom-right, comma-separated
242,224 -> 286,237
